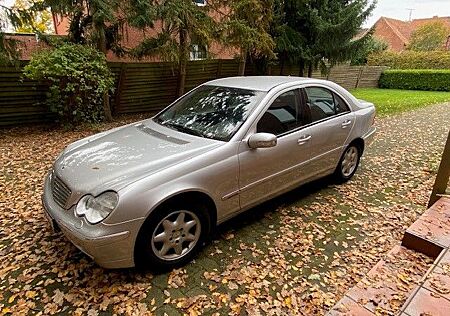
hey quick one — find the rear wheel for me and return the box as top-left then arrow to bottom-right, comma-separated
135,201 -> 210,271
335,144 -> 361,183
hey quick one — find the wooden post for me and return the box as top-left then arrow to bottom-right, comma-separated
114,63 -> 127,115
355,66 -> 364,89
429,130 -> 450,207
216,59 -> 223,78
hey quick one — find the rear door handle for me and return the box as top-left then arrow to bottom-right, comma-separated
341,120 -> 352,128
298,135 -> 311,145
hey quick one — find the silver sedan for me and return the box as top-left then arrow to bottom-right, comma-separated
42,76 -> 376,269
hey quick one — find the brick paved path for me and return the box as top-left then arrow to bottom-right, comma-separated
1,103 -> 449,315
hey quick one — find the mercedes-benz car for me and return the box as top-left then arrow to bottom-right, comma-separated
42,76 -> 376,269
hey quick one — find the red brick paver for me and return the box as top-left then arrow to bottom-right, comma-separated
328,197 -> 450,316
403,287 -> 450,316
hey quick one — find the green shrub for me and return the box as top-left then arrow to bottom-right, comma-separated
23,43 -> 114,124
368,51 -> 450,69
379,69 -> 450,91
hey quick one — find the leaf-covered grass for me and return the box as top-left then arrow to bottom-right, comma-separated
351,88 -> 450,117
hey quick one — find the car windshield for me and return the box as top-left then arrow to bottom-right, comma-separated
154,85 -> 266,141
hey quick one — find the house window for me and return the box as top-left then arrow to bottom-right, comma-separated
193,0 -> 206,6
190,44 -> 207,60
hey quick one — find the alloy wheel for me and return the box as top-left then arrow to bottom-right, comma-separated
151,210 -> 201,261
341,146 -> 359,177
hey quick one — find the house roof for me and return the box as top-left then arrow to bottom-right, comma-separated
373,16 -> 450,49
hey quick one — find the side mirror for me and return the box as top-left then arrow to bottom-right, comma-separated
248,133 -> 277,149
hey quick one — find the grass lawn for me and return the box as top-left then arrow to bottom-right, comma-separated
351,88 -> 450,117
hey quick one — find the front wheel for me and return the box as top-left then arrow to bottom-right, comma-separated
135,201 -> 209,271
335,144 -> 361,183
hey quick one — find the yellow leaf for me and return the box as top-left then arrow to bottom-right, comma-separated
8,294 -> 16,304
285,296 -> 292,308
398,273 -> 411,284
26,291 -> 37,299
2,307 -> 11,314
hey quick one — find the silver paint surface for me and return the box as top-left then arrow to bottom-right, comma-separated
42,76 -> 376,268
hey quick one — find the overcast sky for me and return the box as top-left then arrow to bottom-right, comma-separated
364,0 -> 450,27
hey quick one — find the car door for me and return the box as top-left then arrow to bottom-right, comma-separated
301,86 -> 355,176
237,88 -> 313,210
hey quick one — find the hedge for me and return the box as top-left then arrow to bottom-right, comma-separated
368,51 -> 450,69
379,69 -> 450,91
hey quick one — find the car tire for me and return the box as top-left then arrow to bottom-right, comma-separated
334,143 -> 361,183
135,199 -> 210,271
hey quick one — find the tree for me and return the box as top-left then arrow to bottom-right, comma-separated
214,0 -> 276,76
12,0 -> 52,33
407,21 -> 449,51
351,35 -> 387,65
42,0 -> 125,121
131,0 -> 216,96
272,0 -> 376,77
271,0 -> 309,75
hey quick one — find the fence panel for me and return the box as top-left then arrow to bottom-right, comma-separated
0,65 -> 51,126
0,61 -> 385,126
357,66 -> 388,88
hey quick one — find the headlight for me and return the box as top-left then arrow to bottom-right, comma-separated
75,192 -> 119,224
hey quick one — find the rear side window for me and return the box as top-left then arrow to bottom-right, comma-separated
334,93 -> 350,114
304,87 -> 350,123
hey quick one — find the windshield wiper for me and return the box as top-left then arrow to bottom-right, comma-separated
163,122 -> 205,138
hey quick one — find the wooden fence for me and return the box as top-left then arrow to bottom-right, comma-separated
0,60 -> 386,126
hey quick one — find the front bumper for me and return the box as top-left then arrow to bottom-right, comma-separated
42,173 -> 143,269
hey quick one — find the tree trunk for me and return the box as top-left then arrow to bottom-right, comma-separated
307,61 -> 313,78
177,28 -> 188,97
298,59 -> 305,77
238,48 -> 247,76
279,52 -> 285,75
96,23 -> 113,122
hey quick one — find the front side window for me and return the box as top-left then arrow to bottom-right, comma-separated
257,90 -> 306,136
154,85 -> 266,141
304,87 -> 350,122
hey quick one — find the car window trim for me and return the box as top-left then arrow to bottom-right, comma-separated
275,111 -> 351,139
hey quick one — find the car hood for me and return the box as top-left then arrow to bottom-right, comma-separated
54,120 -> 222,194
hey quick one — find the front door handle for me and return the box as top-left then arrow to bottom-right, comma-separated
341,120 -> 352,128
298,135 -> 311,145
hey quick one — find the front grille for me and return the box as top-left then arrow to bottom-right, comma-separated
51,175 -> 72,209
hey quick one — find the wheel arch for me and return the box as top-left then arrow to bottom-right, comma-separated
136,189 -> 218,242
133,190 -> 217,268
349,137 -> 365,155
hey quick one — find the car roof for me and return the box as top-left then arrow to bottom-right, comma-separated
204,76 -> 323,92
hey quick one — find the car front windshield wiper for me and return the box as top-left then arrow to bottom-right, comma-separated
162,122 -> 205,138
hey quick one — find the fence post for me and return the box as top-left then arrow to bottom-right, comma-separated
216,59 -> 223,78
114,62 -> 127,115
429,130 -> 450,207
355,66 -> 364,88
